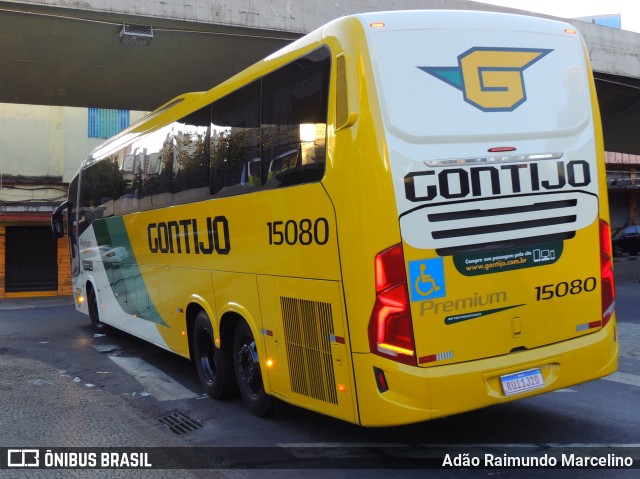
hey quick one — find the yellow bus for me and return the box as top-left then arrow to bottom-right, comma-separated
53,10 -> 617,426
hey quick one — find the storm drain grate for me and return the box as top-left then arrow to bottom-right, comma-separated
158,411 -> 203,435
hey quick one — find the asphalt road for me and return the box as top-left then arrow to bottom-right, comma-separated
1,259 -> 639,478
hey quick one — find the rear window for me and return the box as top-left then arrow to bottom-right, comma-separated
370,29 -> 589,139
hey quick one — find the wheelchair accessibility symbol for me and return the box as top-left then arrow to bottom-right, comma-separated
408,258 -> 446,302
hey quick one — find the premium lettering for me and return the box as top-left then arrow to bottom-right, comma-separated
420,291 -> 507,315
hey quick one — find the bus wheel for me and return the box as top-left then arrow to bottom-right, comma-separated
233,320 -> 274,417
193,311 -> 235,399
87,287 -> 105,331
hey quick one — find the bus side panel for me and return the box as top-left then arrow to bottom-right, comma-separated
259,275 -> 357,423
165,267 -> 216,357
212,270 -> 266,385
321,21 -> 403,358
78,218 -> 171,350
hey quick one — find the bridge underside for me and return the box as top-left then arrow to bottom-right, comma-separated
2,2 -> 640,155
0,2 -> 298,111
595,72 -> 640,154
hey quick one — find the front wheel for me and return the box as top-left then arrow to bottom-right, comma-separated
87,287 -> 106,331
233,320 -> 274,417
192,311 -> 236,399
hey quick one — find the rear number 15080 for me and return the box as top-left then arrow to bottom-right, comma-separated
534,277 -> 597,301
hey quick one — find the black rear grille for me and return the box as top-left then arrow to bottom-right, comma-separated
432,215 -> 577,239
427,199 -> 577,222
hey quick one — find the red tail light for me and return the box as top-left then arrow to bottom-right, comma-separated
600,220 -> 615,326
368,244 -> 416,366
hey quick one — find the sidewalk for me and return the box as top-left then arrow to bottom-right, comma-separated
0,295 -> 74,310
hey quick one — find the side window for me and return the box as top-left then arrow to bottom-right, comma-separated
78,160 -> 115,236
210,81 -> 261,197
173,106 -> 211,205
113,149 -> 140,215
261,46 -> 330,188
134,124 -> 174,211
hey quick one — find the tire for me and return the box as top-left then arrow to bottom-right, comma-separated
613,245 -> 625,258
233,320 -> 274,417
87,287 -> 106,331
192,311 -> 236,399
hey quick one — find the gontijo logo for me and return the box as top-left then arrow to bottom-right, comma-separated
418,47 -> 552,112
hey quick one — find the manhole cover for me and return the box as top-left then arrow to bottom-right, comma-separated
158,410 -> 203,435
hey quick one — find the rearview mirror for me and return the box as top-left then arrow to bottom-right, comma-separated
51,200 -> 70,238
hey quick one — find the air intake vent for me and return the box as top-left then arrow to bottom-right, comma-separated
280,297 -> 338,405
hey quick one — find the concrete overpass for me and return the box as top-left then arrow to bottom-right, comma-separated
2,0 -> 640,154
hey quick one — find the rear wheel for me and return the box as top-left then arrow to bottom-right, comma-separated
233,320 -> 274,417
192,311 -> 235,399
87,287 -> 105,331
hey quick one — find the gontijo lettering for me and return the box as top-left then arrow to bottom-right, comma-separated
405,160 -> 591,202
147,216 -> 230,255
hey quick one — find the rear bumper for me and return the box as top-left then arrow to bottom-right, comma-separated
352,317 -> 618,426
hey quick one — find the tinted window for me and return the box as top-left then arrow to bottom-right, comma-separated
210,81 -> 261,197
83,47 -> 331,213
113,149 -> 140,215
173,106 -> 211,204
79,159 -> 116,235
132,124 -> 174,211
261,46 -> 330,188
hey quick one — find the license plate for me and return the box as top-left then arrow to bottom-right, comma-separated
500,368 -> 544,396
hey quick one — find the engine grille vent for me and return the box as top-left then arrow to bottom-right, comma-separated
280,297 -> 338,405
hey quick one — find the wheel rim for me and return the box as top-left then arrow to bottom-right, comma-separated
237,336 -> 261,397
197,330 -> 216,384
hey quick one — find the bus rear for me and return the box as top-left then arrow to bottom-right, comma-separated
346,11 -> 617,425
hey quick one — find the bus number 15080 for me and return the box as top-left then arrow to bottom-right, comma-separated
267,218 -> 329,246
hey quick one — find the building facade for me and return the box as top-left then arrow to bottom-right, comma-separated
606,151 -> 640,229
0,104 -> 145,298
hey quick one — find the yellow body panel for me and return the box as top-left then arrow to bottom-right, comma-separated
353,319 -> 617,427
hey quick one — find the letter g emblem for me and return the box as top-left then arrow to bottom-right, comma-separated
419,47 -> 552,112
